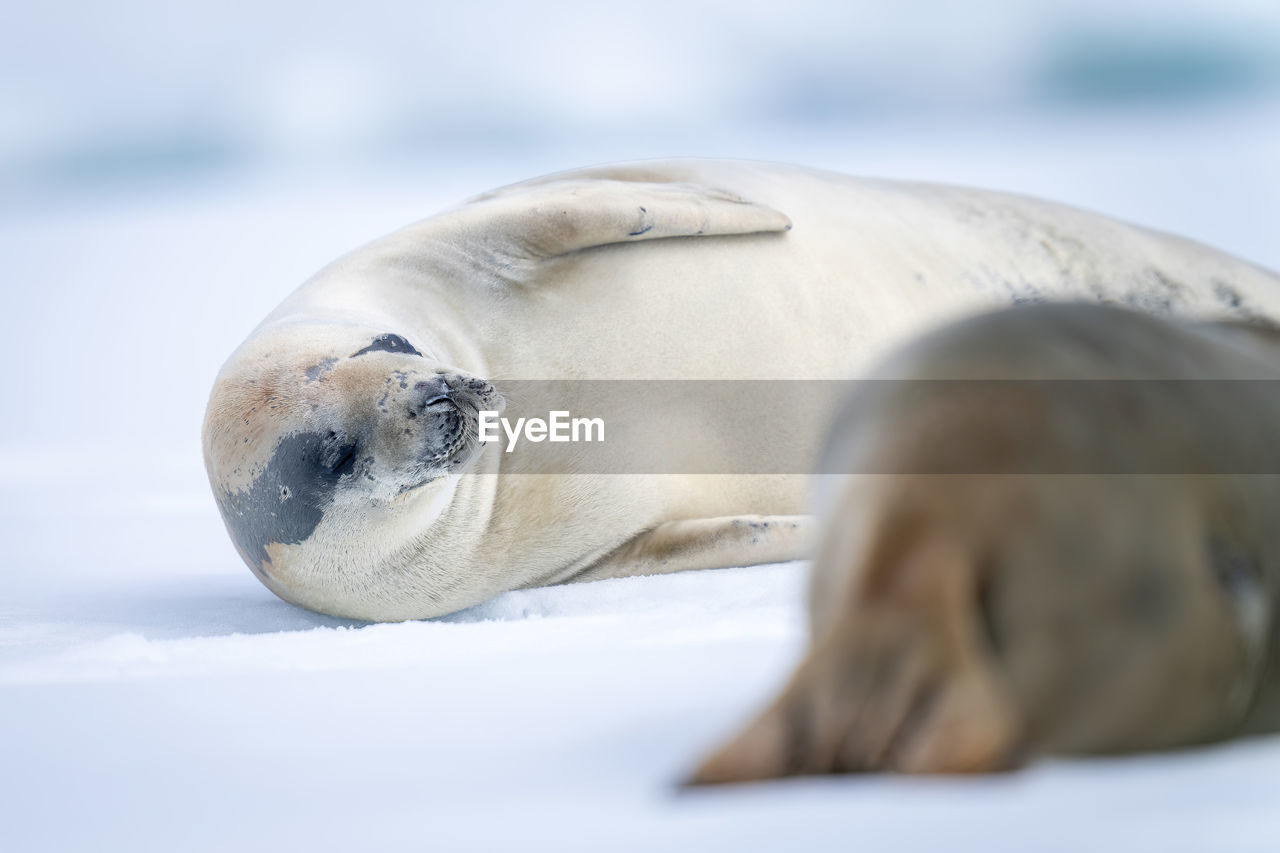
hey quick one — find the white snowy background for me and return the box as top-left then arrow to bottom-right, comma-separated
2,1 -> 1280,850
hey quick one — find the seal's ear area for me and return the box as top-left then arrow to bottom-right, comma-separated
451,178 -> 792,263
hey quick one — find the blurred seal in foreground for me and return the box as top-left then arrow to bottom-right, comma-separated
202,160 -> 1280,621
692,304 -> 1280,782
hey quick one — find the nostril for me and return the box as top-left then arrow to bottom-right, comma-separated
416,373 -> 482,395
414,377 -> 449,394
412,377 -> 454,409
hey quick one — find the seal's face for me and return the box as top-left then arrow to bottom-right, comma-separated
202,324 -> 502,598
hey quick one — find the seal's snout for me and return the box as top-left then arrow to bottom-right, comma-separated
414,375 -> 496,401
411,374 -> 503,417
398,373 -> 498,468
414,378 -> 455,410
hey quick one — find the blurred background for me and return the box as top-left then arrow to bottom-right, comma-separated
5,0 -> 1279,204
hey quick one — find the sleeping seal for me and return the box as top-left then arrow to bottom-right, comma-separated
202,160 -> 1280,621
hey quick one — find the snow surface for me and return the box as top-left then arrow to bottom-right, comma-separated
3,105 -> 1280,851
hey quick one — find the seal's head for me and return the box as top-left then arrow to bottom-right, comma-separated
202,323 -> 502,617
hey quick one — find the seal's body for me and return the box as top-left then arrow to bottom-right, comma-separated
692,304 -> 1280,781
203,161 -> 1280,621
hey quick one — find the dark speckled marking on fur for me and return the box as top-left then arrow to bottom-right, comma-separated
629,206 -> 653,237
215,431 -> 357,577
1121,269 -> 1188,315
1212,279 -> 1259,319
305,358 -> 338,383
1215,280 -> 1244,310
999,278 -> 1047,306
351,333 -> 422,359
1011,288 -> 1046,306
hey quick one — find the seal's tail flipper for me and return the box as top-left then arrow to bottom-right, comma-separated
447,175 -> 791,265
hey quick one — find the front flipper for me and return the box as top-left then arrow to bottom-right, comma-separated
686,534 -> 1025,785
444,176 -> 792,266
573,515 -> 815,582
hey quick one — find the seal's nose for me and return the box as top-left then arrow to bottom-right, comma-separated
420,374 -> 494,396
413,378 -> 453,409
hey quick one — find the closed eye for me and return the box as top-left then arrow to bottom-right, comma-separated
331,447 -> 358,477
321,431 -> 359,478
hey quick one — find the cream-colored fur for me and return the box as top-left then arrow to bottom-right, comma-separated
202,160 -> 1280,621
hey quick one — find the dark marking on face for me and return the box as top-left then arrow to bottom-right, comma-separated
305,358 -> 338,383
351,333 -> 422,359
215,430 -> 359,576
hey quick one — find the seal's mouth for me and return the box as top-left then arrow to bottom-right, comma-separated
409,378 -> 503,476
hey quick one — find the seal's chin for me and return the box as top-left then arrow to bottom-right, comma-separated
391,454 -> 467,498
